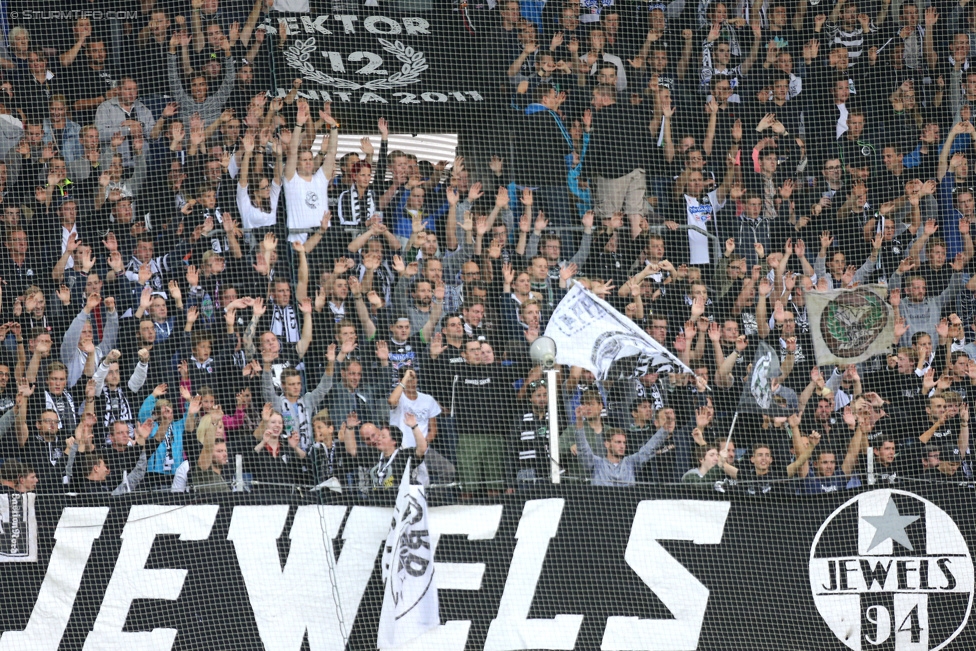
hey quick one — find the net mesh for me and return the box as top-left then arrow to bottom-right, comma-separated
0,0 -> 973,648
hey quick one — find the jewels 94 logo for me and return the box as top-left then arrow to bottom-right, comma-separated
810,490 -> 974,650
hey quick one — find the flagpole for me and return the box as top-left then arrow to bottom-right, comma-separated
725,412 -> 738,453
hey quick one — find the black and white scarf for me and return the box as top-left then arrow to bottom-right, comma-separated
101,385 -> 133,430
312,440 -> 337,479
202,207 -> 229,254
270,303 -> 300,343
281,398 -> 310,451
46,390 -> 77,431
338,185 -> 376,227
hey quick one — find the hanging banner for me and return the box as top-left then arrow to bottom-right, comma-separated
4,486 -> 976,649
263,9 -> 487,131
807,285 -> 895,367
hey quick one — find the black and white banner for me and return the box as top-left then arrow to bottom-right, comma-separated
264,8 -> 487,131
0,493 -> 36,562
3,485 -> 976,649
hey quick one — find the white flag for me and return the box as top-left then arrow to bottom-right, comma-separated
545,283 -> 693,380
377,458 -> 439,650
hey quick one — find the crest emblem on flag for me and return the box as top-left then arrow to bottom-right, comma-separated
808,285 -> 895,367
819,288 -> 889,359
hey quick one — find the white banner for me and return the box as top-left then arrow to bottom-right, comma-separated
807,285 -> 895,367
544,284 -> 693,379
0,492 -> 37,562
378,458 -> 439,650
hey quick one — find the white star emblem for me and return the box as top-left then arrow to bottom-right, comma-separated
862,497 -> 920,552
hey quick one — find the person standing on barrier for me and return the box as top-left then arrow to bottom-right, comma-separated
283,99 -> 338,244
514,86 -> 576,254
453,338 -> 520,497
663,131 -> 740,280
586,85 -> 647,232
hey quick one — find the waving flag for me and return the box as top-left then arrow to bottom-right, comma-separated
377,458 -> 439,650
545,284 -> 693,380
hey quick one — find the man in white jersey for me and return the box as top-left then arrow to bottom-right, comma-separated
284,99 -> 339,243
664,135 -> 739,279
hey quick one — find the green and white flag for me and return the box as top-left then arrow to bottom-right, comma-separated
807,285 -> 895,367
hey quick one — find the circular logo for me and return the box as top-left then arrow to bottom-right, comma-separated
820,288 -> 889,358
304,191 -> 319,209
810,490 -> 974,651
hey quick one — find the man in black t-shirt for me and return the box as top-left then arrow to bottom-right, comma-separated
103,420 -> 140,483
916,395 -> 970,479
734,443 -> 787,495
69,40 -> 120,126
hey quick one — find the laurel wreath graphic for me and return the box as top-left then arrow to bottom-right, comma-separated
283,37 -> 427,91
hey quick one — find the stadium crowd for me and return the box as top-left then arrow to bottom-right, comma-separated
0,0 -> 971,496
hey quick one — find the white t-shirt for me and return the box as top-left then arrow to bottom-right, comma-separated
237,182 -> 281,230
684,190 -> 724,265
284,167 -> 329,242
390,391 -> 442,448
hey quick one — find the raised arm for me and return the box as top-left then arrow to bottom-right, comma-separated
715,134 -> 741,205
296,298 -> 313,358
317,105 -> 339,180
938,123 -> 963,181
787,429 -> 818,478
739,22 -> 763,77
284,99 -> 309,181
294,241 -> 309,302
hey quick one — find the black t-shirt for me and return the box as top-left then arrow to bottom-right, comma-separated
248,443 -> 302,488
736,463 -> 786,495
373,334 -> 425,392
70,62 -> 119,123
17,436 -> 67,492
104,446 -> 141,484
642,428 -> 680,483
926,422 -> 969,465
14,63 -> 68,122
922,264 -> 954,297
